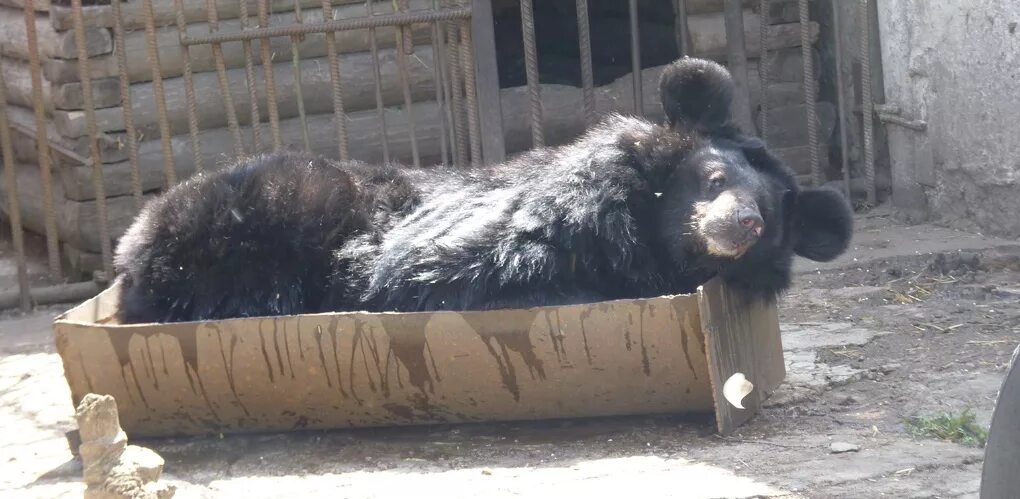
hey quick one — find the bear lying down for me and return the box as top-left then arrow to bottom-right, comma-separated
113,57 -> 853,324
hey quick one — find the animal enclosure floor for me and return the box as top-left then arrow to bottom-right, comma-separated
2,206 -> 1018,498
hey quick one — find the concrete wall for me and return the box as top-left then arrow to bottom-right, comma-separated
876,0 -> 1020,236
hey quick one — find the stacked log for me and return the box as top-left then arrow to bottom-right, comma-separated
0,0 -> 827,274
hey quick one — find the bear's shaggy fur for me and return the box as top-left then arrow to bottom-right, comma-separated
113,57 -> 853,323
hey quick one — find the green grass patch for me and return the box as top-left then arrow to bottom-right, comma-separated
905,408 -> 988,448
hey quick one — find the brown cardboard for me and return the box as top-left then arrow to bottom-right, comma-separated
53,277 -> 784,438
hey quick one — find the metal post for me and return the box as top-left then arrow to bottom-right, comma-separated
723,0 -> 754,132
629,0 -> 643,116
832,0 -> 852,199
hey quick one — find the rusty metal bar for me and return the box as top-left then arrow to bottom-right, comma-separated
576,0 -> 595,125
182,7 -> 471,45
437,11 -> 458,165
431,0 -> 449,166
141,0 -> 178,187
112,0 -> 144,208
22,0 -> 62,279
860,0 -> 876,204
258,0 -> 284,150
446,15 -> 467,166
723,0 -> 753,132
519,0 -> 543,147
394,0 -> 421,168
0,63 -> 31,311
238,0 -> 264,153
470,0 -> 505,165
71,0 -> 114,277
628,0 -> 643,116
799,0 -> 822,186
831,0 -> 851,198
291,1 -> 313,151
206,0 -> 245,157
172,0 -> 204,173
758,0 -> 770,141
321,0 -> 350,160
459,16 -> 481,166
368,0 -> 391,163
674,0 -> 690,56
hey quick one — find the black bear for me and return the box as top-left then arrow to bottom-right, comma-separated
113,57 -> 853,323
113,153 -> 417,323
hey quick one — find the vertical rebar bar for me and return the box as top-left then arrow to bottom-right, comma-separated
140,0 -> 178,187
111,0 -> 144,209
628,0 -> 643,116
22,0 -> 61,279
576,0 -> 595,125
291,1 -> 313,151
431,0 -> 449,166
437,15 -> 457,165
446,12 -> 467,166
71,0 -> 113,277
367,0 -> 391,163
799,0 -> 822,186
394,0 -> 421,168
259,0 -> 284,151
519,0 -> 543,147
674,0 -> 690,56
172,0 -> 204,173
206,0 -> 245,157
0,63 -> 31,310
832,0 -> 852,199
758,0 -> 770,142
239,0 -> 264,153
860,0 -> 876,204
459,22 -> 481,166
724,0 -> 753,131
320,0 -> 350,159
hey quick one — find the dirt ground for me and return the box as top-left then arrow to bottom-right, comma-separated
2,206 -> 1018,498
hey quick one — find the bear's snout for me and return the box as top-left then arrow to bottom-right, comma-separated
736,206 -> 764,238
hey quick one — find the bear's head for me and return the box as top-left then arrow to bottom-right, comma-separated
628,57 -> 853,298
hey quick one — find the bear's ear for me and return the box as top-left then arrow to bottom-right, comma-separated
659,57 -> 735,131
791,187 -> 854,262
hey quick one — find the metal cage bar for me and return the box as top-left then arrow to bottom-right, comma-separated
205,0 -> 246,157
0,62 -> 31,311
71,0 -> 114,277
172,0 -> 205,172
21,0 -> 62,279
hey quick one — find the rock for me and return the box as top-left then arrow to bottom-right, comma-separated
880,363 -> 902,375
74,393 -> 176,499
830,442 -> 861,454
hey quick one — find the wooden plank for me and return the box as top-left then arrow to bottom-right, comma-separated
2,57 -> 121,111
690,14 -> 818,60
0,161 -> 151,254
42,1 -> 435,84
6,104 -> 129,165
697,278 -> 785,436
59,97 -> 449,201
51,46 -> 439,139
0,0 -> 48,11
47,0 -> 364,32
0,6 -> 111,61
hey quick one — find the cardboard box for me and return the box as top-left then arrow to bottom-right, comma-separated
53,277 -> 785,438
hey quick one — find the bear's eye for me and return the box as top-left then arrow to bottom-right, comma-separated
708,175 -> 726,191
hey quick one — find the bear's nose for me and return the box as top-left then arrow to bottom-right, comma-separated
738,209 -> 764,237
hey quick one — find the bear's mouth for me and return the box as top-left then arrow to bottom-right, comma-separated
704,231 -> 760,259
